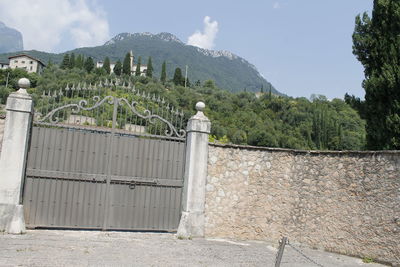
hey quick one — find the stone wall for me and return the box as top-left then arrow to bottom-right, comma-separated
205,144 -> 400,265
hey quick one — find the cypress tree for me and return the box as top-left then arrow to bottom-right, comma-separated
84,57 -> 94,73
146,57 -> 153,78
135,56 -> 142,76
60,54 -> 70,69
173,67 -> 183,85
69,53 -> 75,69
103,57 -> 111,74
160,61 -> 167,83
75,54 -> 83,69
353,0 -> 400,149
122,52 -> 131,75
114,60 -> 122,76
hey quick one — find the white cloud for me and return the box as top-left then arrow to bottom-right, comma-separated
187,16 -> 218,50
273,2 -> 281,9
0,0 -> 110,52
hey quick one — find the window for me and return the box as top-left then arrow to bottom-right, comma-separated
14,60 -> 18,63
21,61 -> 25,64
30,61 -> 33,64
30,66 -> 33,70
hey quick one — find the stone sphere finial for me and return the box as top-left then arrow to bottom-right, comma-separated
18,78 -> 30,89
195,101 -> 205,112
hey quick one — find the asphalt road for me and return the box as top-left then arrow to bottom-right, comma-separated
0,230 -> 386,267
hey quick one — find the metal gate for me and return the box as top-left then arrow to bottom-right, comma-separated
22,81 -> 187,231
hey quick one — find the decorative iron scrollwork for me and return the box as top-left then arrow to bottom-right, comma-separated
36,95 -> 186,138
118,98 -> 185,138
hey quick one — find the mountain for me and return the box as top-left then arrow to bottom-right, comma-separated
0,21 -> 23,54
0,32 -> 279,94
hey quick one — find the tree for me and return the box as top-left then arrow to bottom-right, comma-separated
146,57 -> 153,78
160,61 -> 167,83
173,67 -> 183,85
353,0 -> 400,149
114,60 -> 122,76
123,52 -> 131,75
84,57 -> 94,73
60,54 -> 70,69
103,57 -> 111,74
204,80 -> 215,89
135,56 -> 142,76
75,54 -> 84,69
69,53 -> 75,69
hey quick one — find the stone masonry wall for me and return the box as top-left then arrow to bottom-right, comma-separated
205,144 -> 400,265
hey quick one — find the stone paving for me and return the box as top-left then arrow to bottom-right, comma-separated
0,230 -> 386,266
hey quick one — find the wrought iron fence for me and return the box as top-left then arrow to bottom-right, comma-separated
33,79 -> 186,139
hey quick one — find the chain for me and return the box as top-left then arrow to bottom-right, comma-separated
287,242 -> 324,267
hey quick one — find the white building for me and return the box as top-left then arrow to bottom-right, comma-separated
0,62 -> 9,70
8,54 -> 45,74
97,51 -> 147,76
96,61 -> 116,71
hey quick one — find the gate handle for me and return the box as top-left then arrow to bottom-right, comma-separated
127,179 -> 158,189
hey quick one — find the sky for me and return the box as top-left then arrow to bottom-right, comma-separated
0,0 -> 373,99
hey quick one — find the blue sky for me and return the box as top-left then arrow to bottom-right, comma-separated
0,0 -> 373,99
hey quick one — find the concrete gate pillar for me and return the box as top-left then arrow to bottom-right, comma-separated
177,102 -> 211,238
0,78 -> 33,234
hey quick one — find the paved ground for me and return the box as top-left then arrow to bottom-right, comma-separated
0,230 -> 386,267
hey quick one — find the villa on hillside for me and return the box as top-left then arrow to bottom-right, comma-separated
8,54 -> 45,74
96,51 -> 147,76
0,62 -> 9,70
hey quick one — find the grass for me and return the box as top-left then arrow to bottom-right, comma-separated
362,257 -> 374,263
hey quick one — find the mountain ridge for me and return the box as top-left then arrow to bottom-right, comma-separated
0,21 -> 23,54
0,31 -> 280,94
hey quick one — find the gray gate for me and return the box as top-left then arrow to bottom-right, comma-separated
22,81 -> 186,231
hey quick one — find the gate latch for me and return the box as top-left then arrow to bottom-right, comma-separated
128,179 -> 158,189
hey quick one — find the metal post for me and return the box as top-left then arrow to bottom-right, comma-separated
184,65 -> 188,88
102,96 -> 118,230
275,237 -> 288,267
5,72 -> 9,88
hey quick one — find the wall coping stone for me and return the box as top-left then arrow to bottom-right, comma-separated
209,142 -> 400,156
